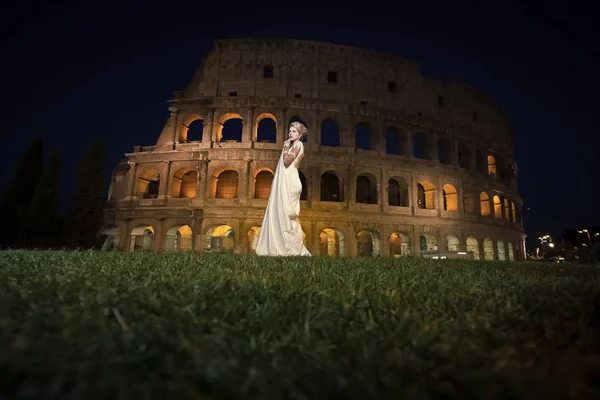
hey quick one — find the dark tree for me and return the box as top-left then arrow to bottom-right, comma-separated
61,139 -> 106,248
20,150 -> 62,248
0,137 -> 44,249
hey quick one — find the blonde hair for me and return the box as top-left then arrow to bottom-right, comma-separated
289,121 -> 308,139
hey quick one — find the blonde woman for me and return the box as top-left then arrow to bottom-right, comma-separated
254,122 -> 311,256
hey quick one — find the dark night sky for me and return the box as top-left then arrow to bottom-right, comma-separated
1,0 -> 598,249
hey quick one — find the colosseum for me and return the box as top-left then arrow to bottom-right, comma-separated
102,38 -> 526,260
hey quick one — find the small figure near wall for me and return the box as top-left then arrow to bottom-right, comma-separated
254,122 -> 311,256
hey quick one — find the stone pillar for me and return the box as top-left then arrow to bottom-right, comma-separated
277,108 -> 286,147
311,223 -> 320,256
202,109 -> 214,146
169,107 -> 179,147
239,159 -> 251,205
126,161 -> 137,199
242,108 -> 254,143
312,167 -> 321,202
158,161 -> 171,199
412,225 -> 421,256
153,222 -> 164,252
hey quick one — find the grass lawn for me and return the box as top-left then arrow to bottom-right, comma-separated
1,251 -> 599,399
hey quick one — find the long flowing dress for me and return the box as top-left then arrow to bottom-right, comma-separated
253,140 -> 311,256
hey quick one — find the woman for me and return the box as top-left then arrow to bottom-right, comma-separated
253,122 -> 311,256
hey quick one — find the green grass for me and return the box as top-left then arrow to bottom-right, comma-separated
1,251 -> 599,399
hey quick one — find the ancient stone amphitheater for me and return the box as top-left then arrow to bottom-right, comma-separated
102,38 -> 526,260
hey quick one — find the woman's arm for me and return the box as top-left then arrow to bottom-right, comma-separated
283,144 -> 301,168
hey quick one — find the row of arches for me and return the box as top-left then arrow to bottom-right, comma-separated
134,166 -> 521,223
179,113 -> 513,180
102,224 -> 517,261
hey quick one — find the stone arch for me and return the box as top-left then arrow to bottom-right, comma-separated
493,195 -> 502,219
497,240 -> 506,260
171,167 -> 198,198
354,122 -> 372,150
480,192 -> 491,217
420,234 -> 438,251
100,226 -> 120,251
216,113 -> 243,142
130,224 -> 155,251
137,169 -> 160,199
356,229 -> 381,256
487,155 -> 497,177
442,184 -> 458,212
483,238 -> 494,260
445,234 -> 460,251
211,168 -> 239,198
390,232 -> 411,256
385,126 -> 405,155
255,113 -> 277,143
355,173 -> 377,204
179,113 -> 204,143
413,132 -> 431,159
288,115 -> 308,142
320,118 -> 340,146
388,176 -> 409,207
206,224 -> 235,251
320,228 -> 345,256
254,169 -> 274,199
165,224 -> 193,251
466,236 -> 480,260
320,171 -> 342,202
438,137 -> 452,164
417,180 -> 435,209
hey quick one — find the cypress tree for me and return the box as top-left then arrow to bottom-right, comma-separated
20,150 -> 62,248
0,137 -> 44,249
62,139 -> 106,248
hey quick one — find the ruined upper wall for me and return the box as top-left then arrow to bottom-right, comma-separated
181,38 -> 514,154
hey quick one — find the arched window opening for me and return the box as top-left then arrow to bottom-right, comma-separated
438,138 -> 452,164
466,237 -> 480,260
355,174 -> 377,204
417,180 -> 435,209
488,155 -> 497,177
256,116 -> 277,143
442,184 -> 458,212
413,133 -> 429,159
385,127 -> 404,155
254,170 -> 274,199
137,169 -> 160,199
320,118 -> 340,146
493,195 -> 502,219
480,192 -> 491,217
354,122 -> 371,150
215,170 -> 238,198
388,177 -> 409,207
320,172 -> 341,202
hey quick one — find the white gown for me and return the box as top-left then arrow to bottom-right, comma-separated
254,140 -> 311,256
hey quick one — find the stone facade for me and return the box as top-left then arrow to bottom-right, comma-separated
102,38 -> 526,260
